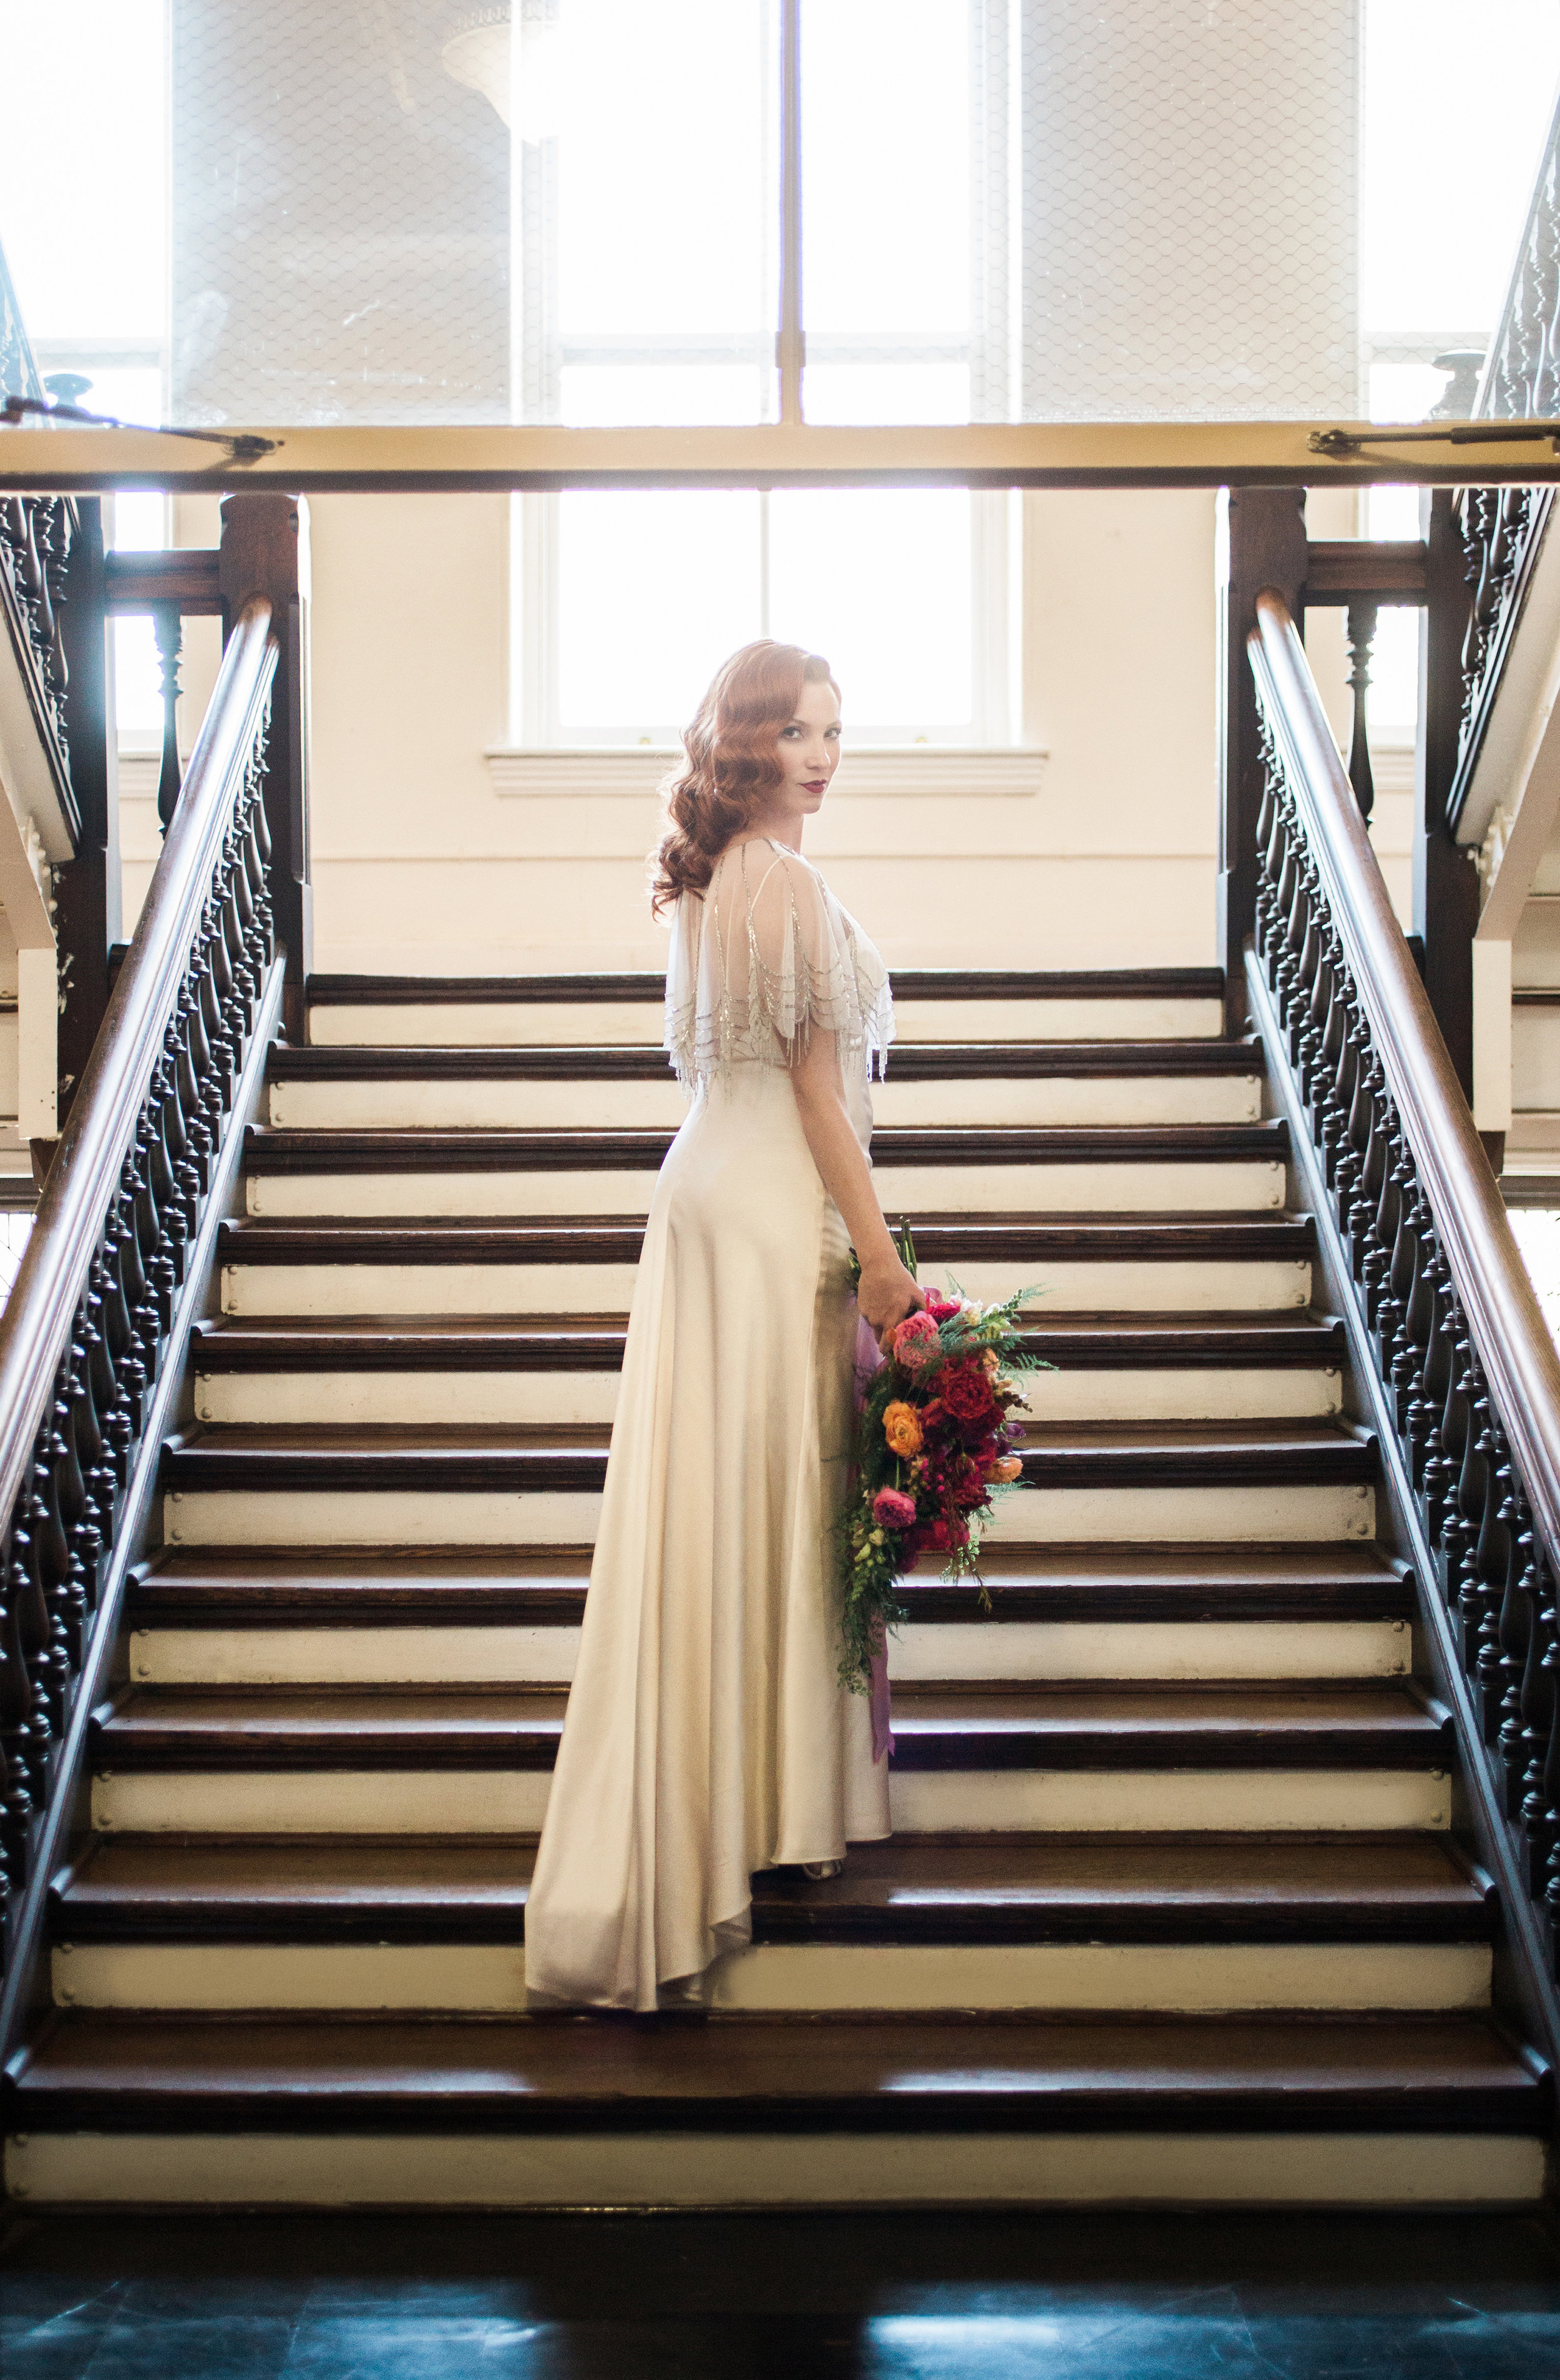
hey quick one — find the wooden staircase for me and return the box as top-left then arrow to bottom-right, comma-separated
4,967 -> 1550,2209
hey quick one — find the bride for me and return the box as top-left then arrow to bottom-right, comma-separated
524,639 -> 925,2012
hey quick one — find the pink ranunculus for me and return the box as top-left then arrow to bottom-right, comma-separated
872,1486 -> 919,1530
890,1311 -> 942,1369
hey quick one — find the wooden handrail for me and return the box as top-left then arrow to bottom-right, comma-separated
0,599 -> 275,1538
1250,587 -> 1560,1568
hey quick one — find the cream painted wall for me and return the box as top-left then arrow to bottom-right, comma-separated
125,483 -> 1407,978
300,487 -> 1224,976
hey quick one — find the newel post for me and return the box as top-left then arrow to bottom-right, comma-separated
218,493 -> 311,1042
1218,486 -> 1309,1029
1415,486 -> 1478,1101
52,496 -> 119,1124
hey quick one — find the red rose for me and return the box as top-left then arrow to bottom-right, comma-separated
939,1359 -> 998,1432
923,1514 -> 969,1553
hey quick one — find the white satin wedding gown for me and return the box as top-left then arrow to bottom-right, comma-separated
524,836 -> 895,2010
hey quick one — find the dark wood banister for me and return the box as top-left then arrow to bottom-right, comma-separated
1249,585 -> 1560,1569
0,599 -> 276,1532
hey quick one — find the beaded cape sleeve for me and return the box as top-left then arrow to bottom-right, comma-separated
664,837 -> 894,1092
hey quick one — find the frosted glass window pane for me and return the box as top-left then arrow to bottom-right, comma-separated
1019,1 -> 1359,421
768,491 -> 972,730
554,2 -> 771,343
557,493 -> 762,730
114,616 -> 163,734
802,366 -> 971,427
560,366 -> 765,428
1364,0 -> 1560,338
0,0 -> 164,341
801,1 -> 969,337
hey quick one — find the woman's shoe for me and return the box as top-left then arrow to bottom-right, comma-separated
801,1859 -> 845,1880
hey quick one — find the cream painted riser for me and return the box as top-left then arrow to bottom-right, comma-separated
245,1157 -> 1288,1219
266,1074 -> 1264,1131
129,1616 -> 1410,1687
160,1481 -> 1375,1549
218,1258 -> 1313,1317
306,997 -> 1227,1049
51,1939 -> 1490,2018
9,2131 -> 1541,2212
91,1766 -> 1448,1838
192,1365 -> 1343,1428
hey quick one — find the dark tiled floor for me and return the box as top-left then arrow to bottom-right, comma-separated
2,2210 -> 1559,2378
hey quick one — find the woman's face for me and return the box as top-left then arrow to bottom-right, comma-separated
773,675 -> 842,819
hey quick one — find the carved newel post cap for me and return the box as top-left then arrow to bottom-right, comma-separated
1430,351 -> 1486,420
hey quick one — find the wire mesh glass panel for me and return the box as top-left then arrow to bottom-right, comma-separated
171,1 -> 511,426
1016,0 -> 1359,421
6,0 -> 1560,431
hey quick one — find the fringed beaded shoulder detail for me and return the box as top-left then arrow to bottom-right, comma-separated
665,839 -> 894,1090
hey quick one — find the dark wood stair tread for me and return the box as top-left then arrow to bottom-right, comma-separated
305,967 -> 1229,1007
158,1418 -> 1375,1498
215,1214 -> 1314,1265
7,2013 -> 1540,2135
188,1310 -> 1346,1373
127,1541 -> 1411,1628
49,1836 -> 1491,1947
244,1122 -> 1289,1174
267,1039 -> 1265,1085
90,1681 -> 1448,1773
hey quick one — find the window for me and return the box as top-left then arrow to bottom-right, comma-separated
514,485 -> 1014,745
1355,0 -> 1560,737
512,0 -> 1008,744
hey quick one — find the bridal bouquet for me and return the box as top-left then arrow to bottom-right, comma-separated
839,1228 -> 1043,1692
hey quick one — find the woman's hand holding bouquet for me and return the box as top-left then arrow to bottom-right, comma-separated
840,1228 -> 1045,1691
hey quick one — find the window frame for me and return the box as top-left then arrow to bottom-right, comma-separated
508,0 -> 1018,749
509,484 -> 1017,749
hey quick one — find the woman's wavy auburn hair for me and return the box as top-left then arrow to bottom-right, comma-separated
650,640 -> 838,917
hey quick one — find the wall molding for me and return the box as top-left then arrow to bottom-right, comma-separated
485,747 -> 1050,800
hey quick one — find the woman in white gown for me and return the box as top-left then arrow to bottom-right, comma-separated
524,640 -> 924,2012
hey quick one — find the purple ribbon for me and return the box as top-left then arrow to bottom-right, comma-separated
853,1313 -> 894,1763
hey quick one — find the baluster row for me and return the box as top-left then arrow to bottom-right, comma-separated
1254,722 -> 1560,1960
0,743 -> 273,1933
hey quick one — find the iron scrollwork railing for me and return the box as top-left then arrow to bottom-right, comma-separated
1448,94 -> 1560,824
0,494 -> 82,837
1250,589 -> 1560,1972
0,599 -> 277,1976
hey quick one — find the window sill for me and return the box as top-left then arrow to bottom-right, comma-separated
485,747 -> 1049,798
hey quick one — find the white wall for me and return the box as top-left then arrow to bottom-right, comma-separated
302,487 -> 1224,977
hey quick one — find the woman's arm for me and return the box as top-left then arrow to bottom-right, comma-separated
788,1022 -> 924,1343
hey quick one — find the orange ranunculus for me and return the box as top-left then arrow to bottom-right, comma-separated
987,1454 -> 1023,1482
884,1401 -> 924,1457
